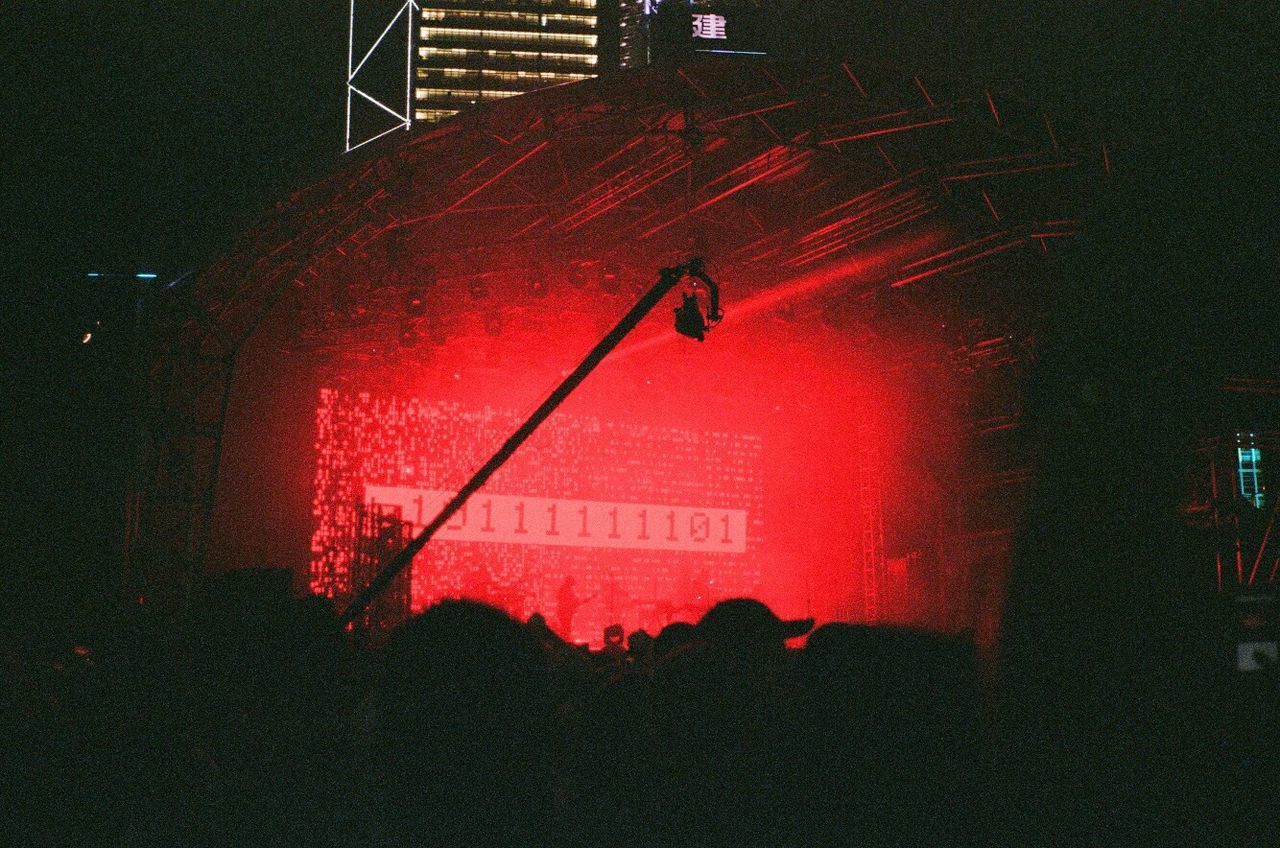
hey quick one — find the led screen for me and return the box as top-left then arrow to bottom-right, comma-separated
310,388 -> 764,644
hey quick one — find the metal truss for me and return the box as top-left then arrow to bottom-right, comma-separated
857,438 -> 886,621
129,58 -> 1108,597
123,267 -> 304,601
346,0 -> 418,153
1183,379 -> 1280,592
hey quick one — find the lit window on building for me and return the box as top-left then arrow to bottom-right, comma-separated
422,9 -> 597,27
414,108 -> 461,122
421,27 -> 597,48
420,46 -> 598,66
417,67 -> 591,84
413,1 -> 603,125
416,87 -> 524,101
1238,441 -> 1264,509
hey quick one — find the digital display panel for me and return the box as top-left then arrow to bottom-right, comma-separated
364,487 -> 749,553
309,389 -> 764,643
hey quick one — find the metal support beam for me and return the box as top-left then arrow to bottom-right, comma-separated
346,0 -> 417,153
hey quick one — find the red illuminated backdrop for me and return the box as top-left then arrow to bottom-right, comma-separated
139,59 -> 1104,642
310,391 -> 765,643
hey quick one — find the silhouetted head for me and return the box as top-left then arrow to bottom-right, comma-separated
804,621 -> 878,660
654,621 -> 699,660
627,629 -> 653,653
380,598 -> 549,709
370,599 -> 554,845
696,598 -> 813,648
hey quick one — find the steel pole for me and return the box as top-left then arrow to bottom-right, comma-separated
340,262 -> 692,626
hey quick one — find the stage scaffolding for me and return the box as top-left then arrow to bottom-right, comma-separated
123,57 -> 1104,610
1183,378 -> 1280,593
350,501 -> 416,632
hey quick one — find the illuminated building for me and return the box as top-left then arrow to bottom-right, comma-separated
346,0 -> 767,148
617,0 -> 648,67
414,1 -> 612,124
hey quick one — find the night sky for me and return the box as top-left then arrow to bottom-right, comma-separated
4,2 -> 1276,618
8,2 -> 347,274
8,2 -> 1274,277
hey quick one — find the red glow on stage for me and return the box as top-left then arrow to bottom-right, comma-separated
185,60 -> 1095,649
311,391 -> 766,645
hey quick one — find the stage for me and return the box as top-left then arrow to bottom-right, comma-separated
126,58 -> 1102,643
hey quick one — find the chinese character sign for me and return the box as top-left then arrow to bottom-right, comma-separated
692,13 -> 727,40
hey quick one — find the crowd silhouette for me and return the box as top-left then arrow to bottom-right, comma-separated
4,570 -> 1000,848
4,558 -> 1275,847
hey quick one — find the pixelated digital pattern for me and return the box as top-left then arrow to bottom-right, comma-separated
309,388 -> 764,643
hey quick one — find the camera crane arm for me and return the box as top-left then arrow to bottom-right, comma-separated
340,258 -> 720,626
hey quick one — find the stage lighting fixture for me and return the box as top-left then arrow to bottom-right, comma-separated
672,257 -> 723,342
599,265 -> 621,294
404,290 -> 427,316
674,293 -> 707,341
397,322 -> 422,348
